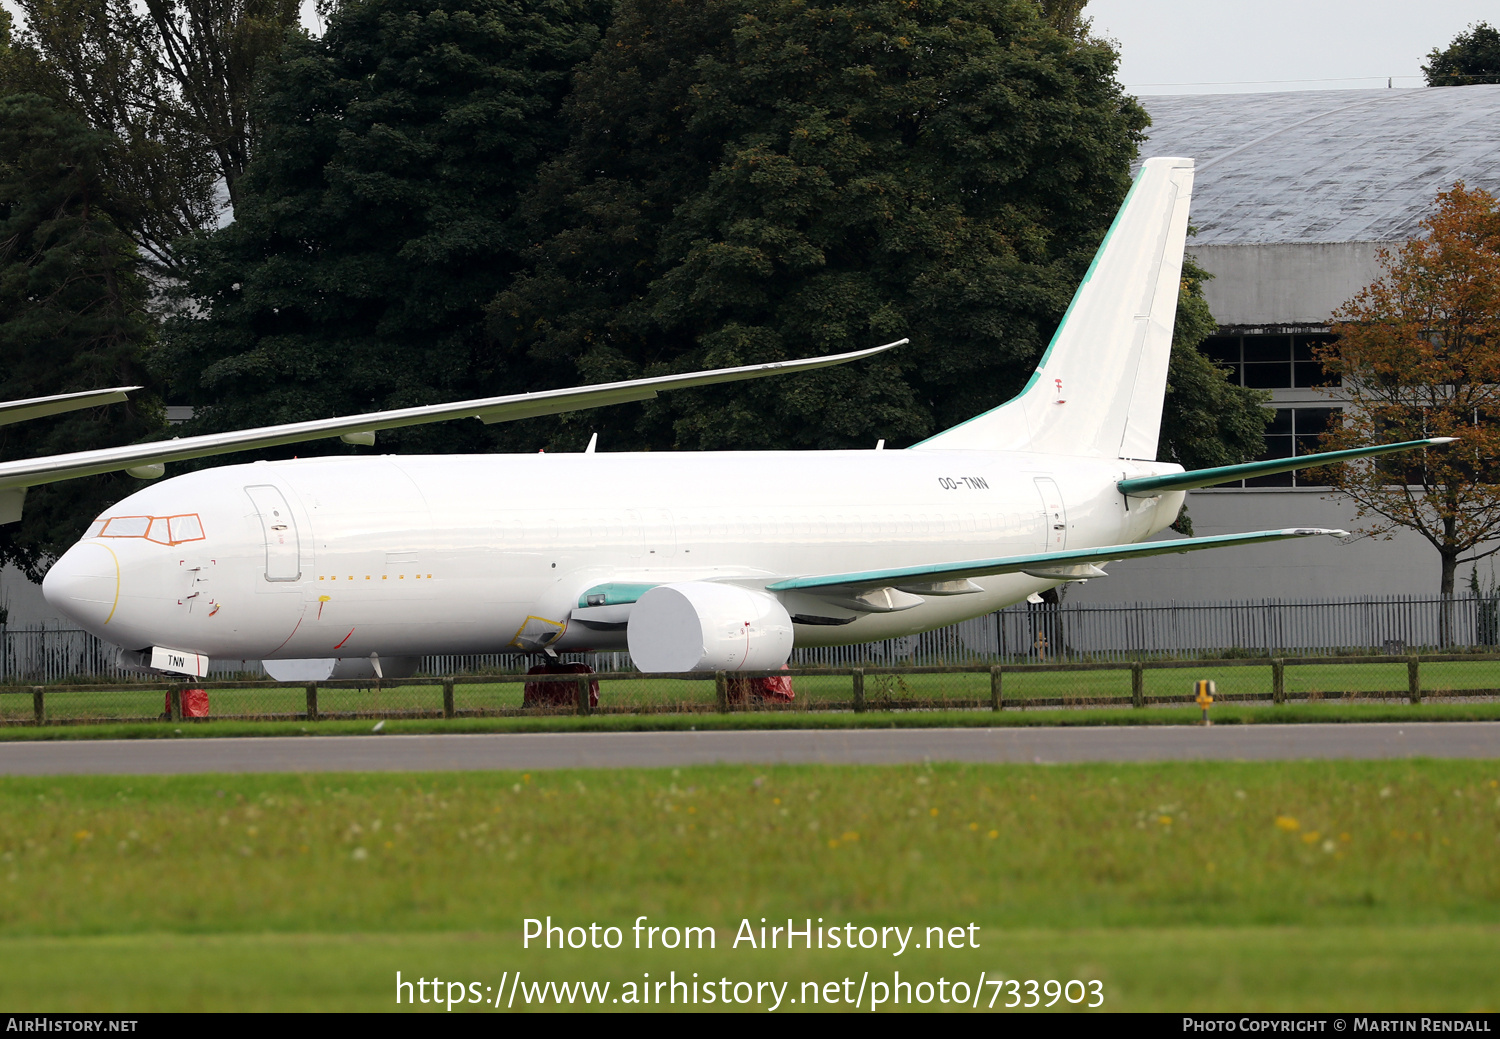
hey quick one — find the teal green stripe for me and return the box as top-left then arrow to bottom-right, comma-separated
1117,439 -> 1448,496
577,583 -> 658,608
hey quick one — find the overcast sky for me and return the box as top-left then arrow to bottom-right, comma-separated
1089,0 -> 1495,94
7,1 -> 1493,97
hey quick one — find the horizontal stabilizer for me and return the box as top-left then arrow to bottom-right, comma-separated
765,528 -> 1348,594
0,386 -> 140,428
0,341 -> 905,500
1118,438 -> 1457,497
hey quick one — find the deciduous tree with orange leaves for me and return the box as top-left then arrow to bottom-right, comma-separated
1316,183 -> 1500,606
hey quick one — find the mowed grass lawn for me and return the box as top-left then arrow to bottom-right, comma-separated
8,658 -> 1500,723
1,761 -> 1498,1011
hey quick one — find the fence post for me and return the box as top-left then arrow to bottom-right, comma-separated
169,685 -> 182,722
31,686 -> 43,725
1408,655 -> 1421,705
1130,662 -> 1144,708
852,668 -> 865,713
990,665 -> 1003,712
714,671 -> 729,713
1272,659 -> 1286,705
442,678 -> 456,719
575,675 -> 591,716
305,683 -> 319,721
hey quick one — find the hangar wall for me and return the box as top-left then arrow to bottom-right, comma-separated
1,563 -> 56,626
1065,491 -> 1450,605
1193,243 -> 1384,327
1082,87 -> 1500,605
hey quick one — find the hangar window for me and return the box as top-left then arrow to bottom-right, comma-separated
1240,408 -> 1343,487
1203,333 -> 1336,389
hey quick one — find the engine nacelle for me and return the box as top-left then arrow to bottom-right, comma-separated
627,582 -> 794,673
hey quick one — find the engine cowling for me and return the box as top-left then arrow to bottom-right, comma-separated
626,582 -> 793,673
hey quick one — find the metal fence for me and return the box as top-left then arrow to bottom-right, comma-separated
0,624 -> 262,685
5,592 -> 1500,684
6,652 -> 1499,726
801,593 -> 1500,666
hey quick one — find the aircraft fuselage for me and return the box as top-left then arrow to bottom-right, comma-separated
43,450 -> 1183,662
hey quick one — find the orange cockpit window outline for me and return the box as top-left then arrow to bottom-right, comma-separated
97,513 -> 206,546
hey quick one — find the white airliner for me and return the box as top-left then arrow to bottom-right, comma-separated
24,157 -> 1448,680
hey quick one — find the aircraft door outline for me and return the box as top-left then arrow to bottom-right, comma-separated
245,484 -> 302,581
626,508 -> 676,559
1034,477 -> 1067,551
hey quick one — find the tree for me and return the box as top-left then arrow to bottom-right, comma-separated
154,0 -> 610,453
1035,0 -> 1089,36
0,0 -> 302,271
1423,22 -> 1500,86
136,0 -> 305,209
0,93 -> 163,580
1314,183 -> 1500,605
491,0 -> 1152,454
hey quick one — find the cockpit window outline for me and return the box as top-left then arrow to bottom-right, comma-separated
88,513 -> 206,546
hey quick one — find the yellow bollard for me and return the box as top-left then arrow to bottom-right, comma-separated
1194,679 -> 1215,726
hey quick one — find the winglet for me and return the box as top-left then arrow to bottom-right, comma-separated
0,387 -> 141,429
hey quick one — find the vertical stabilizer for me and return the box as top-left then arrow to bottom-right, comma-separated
913,157 -> 1194,459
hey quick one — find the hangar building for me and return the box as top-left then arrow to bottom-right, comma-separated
1070,85 -> 1500,605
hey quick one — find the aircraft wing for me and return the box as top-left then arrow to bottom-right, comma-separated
0,387 -> 141,428
1118,438 -> 1456,496
0,340 -> 904,498
765,528 -> 1348,595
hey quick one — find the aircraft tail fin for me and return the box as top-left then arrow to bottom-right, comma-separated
912,156 -> 1194,459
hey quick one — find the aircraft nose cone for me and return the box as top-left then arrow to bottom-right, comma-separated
43,542 -> 120,633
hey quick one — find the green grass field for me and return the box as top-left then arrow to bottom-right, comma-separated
7,658 -> 1500,725
2,760 -> 1497,1011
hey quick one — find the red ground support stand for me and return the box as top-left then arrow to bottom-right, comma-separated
726,666 -> 795,705
163,688 -> 211,718
523,663 -> 599,708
